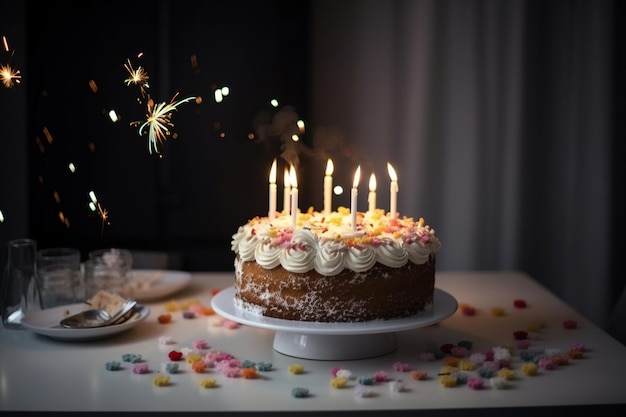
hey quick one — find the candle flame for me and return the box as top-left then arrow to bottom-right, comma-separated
284,167 -> 291,187
369,173 -> 377,191
352,165 -> 361,188
290,165 -> 298,188
387,162 -> 398,182
325,158 -> 334,176
269,159 -> 277,184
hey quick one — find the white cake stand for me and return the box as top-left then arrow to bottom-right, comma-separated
211,287 -> 458,361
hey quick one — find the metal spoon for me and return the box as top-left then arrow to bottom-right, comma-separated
60,299 -> 137,329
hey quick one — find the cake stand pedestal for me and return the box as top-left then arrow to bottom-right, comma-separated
212,287 -> 458,361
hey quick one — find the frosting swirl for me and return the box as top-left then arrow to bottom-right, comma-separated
232,208 -> 440,276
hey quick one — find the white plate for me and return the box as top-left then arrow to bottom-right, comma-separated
127,269 -> 192,302
212,287 -> 458,335
21,303 -> 150,342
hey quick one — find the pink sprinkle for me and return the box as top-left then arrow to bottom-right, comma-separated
515,339 -> 532,349
373,370 -> 389,382
563,319 -> 577,329
571,342 -> 585,351
132,363 -> 150,374
538,358 -> 554,370
450,346 -> 469,358
393,362 -> 411,372
330,367 -> 343,377
223,319 -> 240,329
192,339 -> 210,350
467,376 -> 484,390
419,352 -> 436,362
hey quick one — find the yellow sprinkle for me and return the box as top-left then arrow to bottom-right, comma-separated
521,363 -> 538,376
491,307 -> 505,316
163,301 -> 180,312
439,365 -> 457,374
458,360 -> 478,371
199,378 -> 217,388
497,368 -> 515,380
153,375 -> 170,386
439,375 -> 457,387
288,364 -> 305,375
186,353 -> 203,363
329,377 -> 348,388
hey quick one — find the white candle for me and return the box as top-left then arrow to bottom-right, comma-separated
269,159 -> 277,219
283,167 -> 291,214
368,173 -> 377,213
323,158 -> 334,215
351,165 -> 361,231
290,165 -> 298,229
387,162 -> 398,218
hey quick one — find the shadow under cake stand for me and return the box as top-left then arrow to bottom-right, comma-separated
211,287 -> 458,361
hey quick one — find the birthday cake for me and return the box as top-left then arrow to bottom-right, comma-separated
231,207 -> 441,322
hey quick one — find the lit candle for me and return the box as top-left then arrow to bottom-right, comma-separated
269,159 -> 277,219
283,167 -> 291,214
368,173 -> 377,213
324,158 -> 334,215
351,165 -> 361,231
387,162 -> 398,218
290,165 -> 298,229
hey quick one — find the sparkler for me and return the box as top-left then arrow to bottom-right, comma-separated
123,58 -> 149,97
0,63 -> 21,88
1,37 -> 21,88
131,93 -> 196,154
88,191 -> 110,238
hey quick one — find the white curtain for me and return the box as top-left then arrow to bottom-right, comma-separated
310,0 -> 615,329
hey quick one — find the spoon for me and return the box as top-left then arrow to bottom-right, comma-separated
60,299 -> 137,329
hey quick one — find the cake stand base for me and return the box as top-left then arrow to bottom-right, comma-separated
273,331 -> 397,361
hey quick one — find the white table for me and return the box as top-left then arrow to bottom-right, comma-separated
1,271 -> 625,415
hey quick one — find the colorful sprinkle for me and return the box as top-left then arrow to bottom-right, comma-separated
521,362 -> 538,376
329,377 -> 348,388
191,339 -> 210,350
121,353 -> 142,363
182,311 -> 196,319
439,375 -> 457,387
191,361 -> 206,373
411,370 -> 428,380
157,314 -> 172,324
158,336 -> 174,345
393,362 -> 411,372
467,376 -> 484,389
490,376 -> 509,389
336,368 -> 352,379
288,364 -> 305,375
491,307 -> 505,316
291,387 -> 309,398
513,330 -> 528,340
105,361 -> 121,371
132,363 -> 150,374
199,378 -> 218,388
240,367 -> 258,379
186,353 -> 203,364
497,368 -> 515,380
153,375 -> 170,386
168,350 -> 183,361
373,370 -> 389,382
563,319 -> 577,329
256,362 -> 273,372
357,375 -> 375,385
513,299 -> 527,308
461,305 -> 476,316
162,362 -> 179,374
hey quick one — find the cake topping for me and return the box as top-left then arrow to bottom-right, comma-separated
231,207 -> 441,276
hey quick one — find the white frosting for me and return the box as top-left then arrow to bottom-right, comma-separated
232,208 -> 441,276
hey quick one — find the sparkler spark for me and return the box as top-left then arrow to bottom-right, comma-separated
0,63 -> 21,88
88,191 -> 110,238
131,93 -> 196,154
123,58 -> 149,96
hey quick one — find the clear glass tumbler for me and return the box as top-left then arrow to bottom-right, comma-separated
1,238 -> 43,329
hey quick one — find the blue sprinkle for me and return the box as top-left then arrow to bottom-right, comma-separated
164,362 -> 179,374
451,371 -> 468,384
357,375 -> 375,385
519,350 -> 535,361
105,361 -> 121,371
256,362 -> 273,372
291,387 -> 309,398
122,353 -> 142,363
241,360 -> 256,368
477,368 -> 495,378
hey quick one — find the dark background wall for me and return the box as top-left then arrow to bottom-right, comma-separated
2,0 -> 312,271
